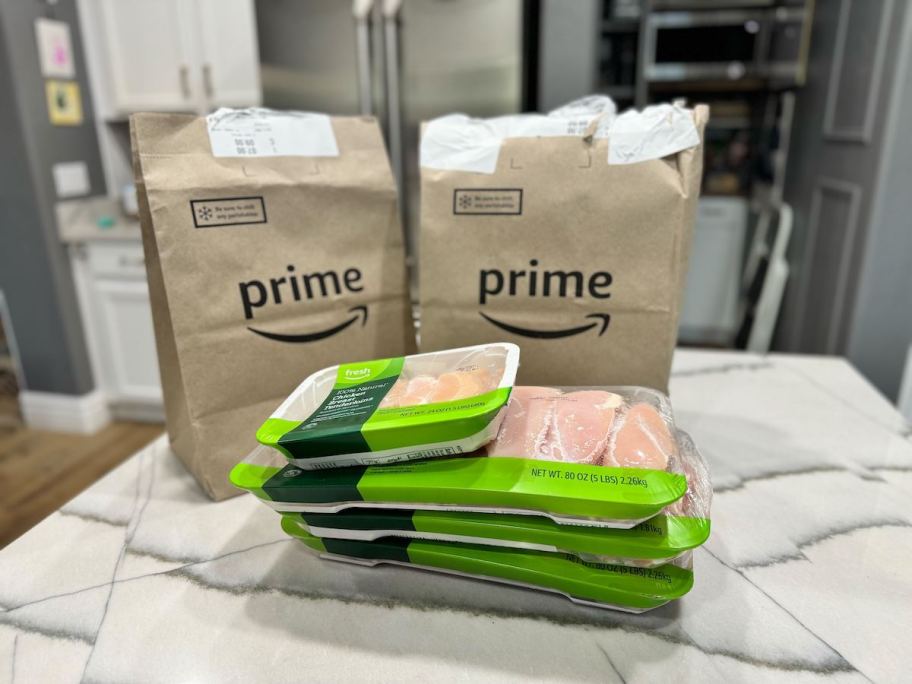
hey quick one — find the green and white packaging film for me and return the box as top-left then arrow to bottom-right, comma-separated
281,484 -> 710,569
233,372 -> 714,613
256,343 -> 519,469
231,442 -> 690,527
280,516 -> 695,613
232,397 -> 709,528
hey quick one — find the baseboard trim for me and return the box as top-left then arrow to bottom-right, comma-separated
110,401 -> 165,423
20,389 -> 112,434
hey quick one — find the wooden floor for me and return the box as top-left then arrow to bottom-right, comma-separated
0,421 -> 163,549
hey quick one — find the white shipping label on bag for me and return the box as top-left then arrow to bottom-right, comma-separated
206,108 -> 340,158
606,104 -> 701,166
420,96 -> 700,173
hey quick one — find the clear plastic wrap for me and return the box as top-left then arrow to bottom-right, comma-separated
273,429 -> 711,568
488,386 -> 677,470
377,346 -> 509,408
232,390 -> 710,528
255,343 -> 519,468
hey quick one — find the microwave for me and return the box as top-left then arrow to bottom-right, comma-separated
643,7 -> 811,85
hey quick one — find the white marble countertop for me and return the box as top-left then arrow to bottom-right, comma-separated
2,349 -> 911,683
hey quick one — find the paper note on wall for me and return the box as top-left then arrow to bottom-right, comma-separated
46,80 -> 83,126
35,18 -> 75,79
52,161 -> 90,198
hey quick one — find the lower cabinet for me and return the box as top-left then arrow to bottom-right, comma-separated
92,278 -> 162,404
71,240 -> 164,421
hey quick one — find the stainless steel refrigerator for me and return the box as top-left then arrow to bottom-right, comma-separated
256,0 -> 527,290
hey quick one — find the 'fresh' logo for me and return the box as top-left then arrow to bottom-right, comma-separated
344,367 -> 373,380
478,259 -> 612,339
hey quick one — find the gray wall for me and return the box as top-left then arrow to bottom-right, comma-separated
846,6 -> 912,399
0,0 -> 105,395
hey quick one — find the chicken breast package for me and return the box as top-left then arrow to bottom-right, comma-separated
256,343 -> 519,469
281,516 -> 694,613
232,388 -> 708,527
284,500 -> 709,569
281,436 -> 710,568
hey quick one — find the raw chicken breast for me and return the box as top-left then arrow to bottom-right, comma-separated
378,377 -> 409,408
400,375 -> 438,405
666,434 -> 711,517
488,388 -> 621,464
378,367 -> 501,409
550,391 -> 621,464
607,403 -> 673,470
489,387 -> 675,472
462,368 -> 495,396
486,387 -> 561,458
428,372 -> 463,403
667,458 -> 699,516
429,370 -> 490,403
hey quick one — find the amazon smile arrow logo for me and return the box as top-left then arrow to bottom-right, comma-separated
479,311 -> 610,339
248,306 -> 368,343
476,261 -> 614,339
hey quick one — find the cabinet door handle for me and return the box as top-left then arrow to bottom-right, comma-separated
202,63 -> 214,99
179,65 -> 191,98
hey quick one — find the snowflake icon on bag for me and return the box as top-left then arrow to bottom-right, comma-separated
458,195 -> 472,209
197,206 -> 213,221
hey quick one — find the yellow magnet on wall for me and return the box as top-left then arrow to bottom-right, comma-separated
45,79 -> 83,126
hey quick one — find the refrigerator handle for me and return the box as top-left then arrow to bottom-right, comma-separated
352,0 -> 375,116
382,0 -> 405,206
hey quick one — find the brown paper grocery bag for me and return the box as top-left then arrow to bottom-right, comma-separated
131,110 -> 414,500
419,99 -> 708,391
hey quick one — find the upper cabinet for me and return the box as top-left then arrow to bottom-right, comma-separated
96,0 -> 195,113
80,0 -> 261,118
195,0 -> 262,109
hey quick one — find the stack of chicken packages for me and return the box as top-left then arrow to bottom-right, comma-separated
231,344 -> 712,613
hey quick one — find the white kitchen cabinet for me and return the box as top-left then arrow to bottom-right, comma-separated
96,0 -> 197,113
93,278 -> 162,404
85,0 -> 260,117
195,0 -> 262,108
70,239 -> 163,421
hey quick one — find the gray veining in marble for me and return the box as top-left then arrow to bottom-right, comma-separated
1,350 -> 911,683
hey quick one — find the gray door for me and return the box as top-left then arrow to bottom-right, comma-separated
778,0 -> 908,355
